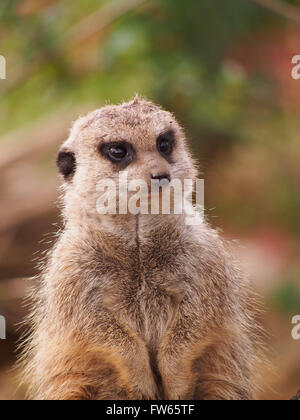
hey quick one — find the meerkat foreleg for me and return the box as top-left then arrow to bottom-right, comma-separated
158,308 -> 255,400
192,337 -> 255,400
24,308 -> 159,400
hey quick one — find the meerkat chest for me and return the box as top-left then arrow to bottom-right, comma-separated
99,243 -> 186,344
136,273 -> 183,343
136,241 -> 186,342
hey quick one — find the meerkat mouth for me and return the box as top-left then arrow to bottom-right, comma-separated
150,173 -> 171,184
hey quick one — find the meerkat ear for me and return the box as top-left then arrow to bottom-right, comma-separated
56,149 -> 76,180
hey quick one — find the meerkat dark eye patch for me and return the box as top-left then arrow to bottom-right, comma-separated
56,150 -> 76,180
157,130 -> 175,162
99,141 -> 135,169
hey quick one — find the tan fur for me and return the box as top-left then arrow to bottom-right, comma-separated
18,96 -> 262,400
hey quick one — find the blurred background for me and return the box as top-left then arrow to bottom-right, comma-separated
0,0 -> 300,400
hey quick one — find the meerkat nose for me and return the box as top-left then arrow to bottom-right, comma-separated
151,173 -> 171,183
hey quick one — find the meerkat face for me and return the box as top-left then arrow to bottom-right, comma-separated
57,96 -> 197,220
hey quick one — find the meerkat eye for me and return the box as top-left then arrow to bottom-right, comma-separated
157,131 -> 175,157
108,145 -> 127,162
99,141 -> 135,167
158,138 -> 171,154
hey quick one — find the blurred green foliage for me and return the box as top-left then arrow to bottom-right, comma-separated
270,276 -> 300,315
0,0 -> 268,135
0,0 -> 300,235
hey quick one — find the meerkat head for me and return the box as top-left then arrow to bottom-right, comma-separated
57,96 -> 197,224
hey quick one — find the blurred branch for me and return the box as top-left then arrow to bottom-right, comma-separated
0,278 -> 34,330
250,0 -> 300,24
0,233 -> 15,262
16,0 -> 56,16
0,177 -> 58,236
1,0 -> 149,95
0,105 -> 92,235
65,0 -> 150,48
0,105 -> 91,173
0,278 -> 29,302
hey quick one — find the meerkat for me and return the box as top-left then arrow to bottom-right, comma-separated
19,95 -> 261,400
